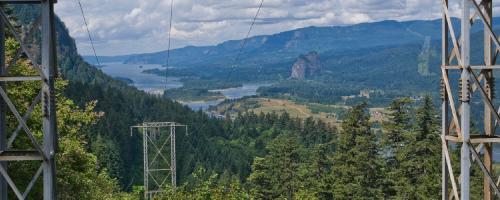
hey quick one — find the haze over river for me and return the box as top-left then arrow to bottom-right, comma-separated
183,83 -> 271,110
100,62 -> 268,110
100,62 -> 183,95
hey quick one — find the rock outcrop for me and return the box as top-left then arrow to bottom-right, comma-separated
290,51 -> 322,80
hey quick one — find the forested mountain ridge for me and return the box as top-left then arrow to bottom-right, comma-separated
86,17 -> 500,67
88,19 -> 446,65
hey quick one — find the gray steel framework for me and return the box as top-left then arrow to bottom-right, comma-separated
0,0 -> 58,199
131,122 -> 187,200
441,0 -> 500,199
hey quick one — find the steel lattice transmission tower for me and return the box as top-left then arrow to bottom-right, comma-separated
441,0 -> 500,199
0,0 -> 58,199
131,122 -> 187,200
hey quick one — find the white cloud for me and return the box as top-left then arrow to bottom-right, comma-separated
55,0 -> 455,56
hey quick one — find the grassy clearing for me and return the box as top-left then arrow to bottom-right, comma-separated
213,98 -> 388,126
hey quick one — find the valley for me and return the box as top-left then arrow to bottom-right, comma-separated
99,62 -> 273,110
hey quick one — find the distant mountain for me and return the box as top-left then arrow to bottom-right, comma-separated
88,19 -> 446,66
87,17 -> 500,70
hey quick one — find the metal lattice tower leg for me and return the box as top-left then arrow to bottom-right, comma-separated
0,0 -> 59,199
441,0 -> 500,199
0,5 -> 7,199
170,125 -> 176,188
131,122 -> 186,200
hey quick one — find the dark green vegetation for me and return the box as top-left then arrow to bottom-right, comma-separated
3,31 -> 133,199
155,97 -> 446,199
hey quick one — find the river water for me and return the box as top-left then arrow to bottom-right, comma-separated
100,62 -> 183,95
182,83 -> 271,110
100,62 -> 269,110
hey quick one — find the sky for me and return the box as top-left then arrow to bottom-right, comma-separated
55,0 -> 456,56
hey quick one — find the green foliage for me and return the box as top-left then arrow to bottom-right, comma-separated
91,134 -> 123,180
395,96 -> 440,199
4,38 -> 132,199
159,168 -> 249,200
248,134 -> 306,199
379,96 -> 442,199
381,97 -> 414,197
332,103 -> 384,199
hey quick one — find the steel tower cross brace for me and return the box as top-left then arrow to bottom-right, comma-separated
0,0 -> 58,199
441,0 -> 500,199
131,122 -> 187,200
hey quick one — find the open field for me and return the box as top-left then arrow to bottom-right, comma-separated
212,97 -> 387,126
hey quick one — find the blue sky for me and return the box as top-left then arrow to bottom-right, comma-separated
55,0 -> 447,56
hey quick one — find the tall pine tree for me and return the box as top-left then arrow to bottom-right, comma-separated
248,133 -> 306,199
332,103 -> 384,199
381,97 -> 413,197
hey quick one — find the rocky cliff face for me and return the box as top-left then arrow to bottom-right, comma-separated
290,51 -> 322,80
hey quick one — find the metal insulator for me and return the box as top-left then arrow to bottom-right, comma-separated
458,78 -> 463,101
440,78 -> 446,100
462,79 -> 471,102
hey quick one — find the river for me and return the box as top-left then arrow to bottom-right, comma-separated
99,62 -> 269,110
182,83 -> 271,110
100,62 -> 183,95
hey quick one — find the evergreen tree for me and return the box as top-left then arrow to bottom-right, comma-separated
307,143 -> 334,199
396,96 -> 440,199
91,134 -> 123,182
160,168 -> 249,200
383,97 -> 413,161
248,133 -> 306,199
332,103 -> 383,199
381,97 -> 413,197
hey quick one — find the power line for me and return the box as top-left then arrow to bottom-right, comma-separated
165,0 -> 174,92
224,0 -> 264,85
77,0 -> 101,67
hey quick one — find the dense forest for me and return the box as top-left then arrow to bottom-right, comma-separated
158,97 -> 454,199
